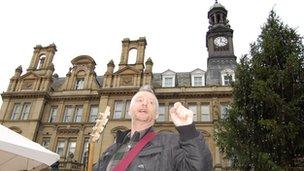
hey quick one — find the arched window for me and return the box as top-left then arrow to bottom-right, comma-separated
74,70 -> 86,90
217,14 -> 221,23
38,54 -> 46,69
128,48 -> 137,64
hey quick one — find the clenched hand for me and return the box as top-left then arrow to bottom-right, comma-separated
169,102 -> 193,126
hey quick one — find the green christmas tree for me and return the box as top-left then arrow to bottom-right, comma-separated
215,10 -> 304,170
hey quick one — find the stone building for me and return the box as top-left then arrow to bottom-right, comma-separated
0,2 -> 236,170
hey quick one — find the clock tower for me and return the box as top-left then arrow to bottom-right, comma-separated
206,1 -> 237,85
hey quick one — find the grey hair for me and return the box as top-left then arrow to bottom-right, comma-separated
129,85 -> 159,116
139,85 -> 155,94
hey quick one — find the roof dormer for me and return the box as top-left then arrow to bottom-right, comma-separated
60,55 -> 100,91
191,68 -> 206,87
162,69 -> 176,87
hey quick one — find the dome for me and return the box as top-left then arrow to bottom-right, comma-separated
209,1 -> 226,10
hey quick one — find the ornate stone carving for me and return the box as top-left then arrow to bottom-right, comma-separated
21,80 -> 34,90
120,75 -> 133,86
212,98 -> 220,120
57,127 -> 80,135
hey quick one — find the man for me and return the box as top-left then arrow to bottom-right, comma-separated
94,85 -> 212,171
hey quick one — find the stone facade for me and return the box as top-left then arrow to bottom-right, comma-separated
0,2 -> 235,170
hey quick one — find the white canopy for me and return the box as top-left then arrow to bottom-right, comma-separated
0,124 -> 60,171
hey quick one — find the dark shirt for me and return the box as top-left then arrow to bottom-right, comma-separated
106,128 -> 150,171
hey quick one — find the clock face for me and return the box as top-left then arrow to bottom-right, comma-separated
214,36 -> 228,47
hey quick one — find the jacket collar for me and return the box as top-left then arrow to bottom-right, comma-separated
115,127 -> 154,144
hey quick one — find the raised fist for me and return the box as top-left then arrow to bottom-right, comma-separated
169,102 -> 193,126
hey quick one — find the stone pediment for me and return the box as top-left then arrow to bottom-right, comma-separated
19,72 -> 40,80
162,69 -> 176,76
19,72 -> 41,90
191,68 -> 205,74
114,66 -> 140,75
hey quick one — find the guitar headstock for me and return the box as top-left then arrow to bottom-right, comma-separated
90,106 -> 111,142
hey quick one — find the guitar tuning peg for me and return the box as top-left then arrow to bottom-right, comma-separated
97,113 -> 103,119
92,126 -> 97,131
92,133 -> 100,142
96,119 -> 101,125
99,127 -> 104,132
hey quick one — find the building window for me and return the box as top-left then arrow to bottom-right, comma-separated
194,76 -> 203,86
161,70 -> 176,87
74,78 -> 84,90
164,77 -> 173,87
223,75 -> 231,85
48,106 -> 58,123
81,138 -> 89,164
56,139 -> 77,159
163,77 -> 174,87
38,55 -> 46,69
67,140 -> 77,157
89,105 -> 99,122
63,106 -> 73,122
113,100 -> 132,119
220,103 -> 229,119
221,69 -> 235,86
124,100 -> 131,119
41,138 -> 50,149
63,105 -> 83,123
20,103 -> 31,120
56,140 -> 65,157
157,104 -> 166,122
201,104 -> 210,121
191,69 -> 206,86
128,49 -> 137,64
11,103 -> 31,120
113,101 -> 123,119
11,103 -> 21,120
74,106 -> 83,122
188,103 -> 197,121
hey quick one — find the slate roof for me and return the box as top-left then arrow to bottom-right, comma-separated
51,77 -> 65,90
51,72 -> 196,90
152,72 -> 192,88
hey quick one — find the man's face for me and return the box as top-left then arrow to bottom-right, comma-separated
129,91 -> 158,123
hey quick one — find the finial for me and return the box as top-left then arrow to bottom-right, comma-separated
145,57 -> 153,65
15,65 -> 23,73
107,59 -> 115,66
215,0 -> 218,3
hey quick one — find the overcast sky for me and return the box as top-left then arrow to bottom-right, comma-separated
0,0 -> 303,105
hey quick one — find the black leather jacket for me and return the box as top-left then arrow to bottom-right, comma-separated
93,123 -> 212,171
